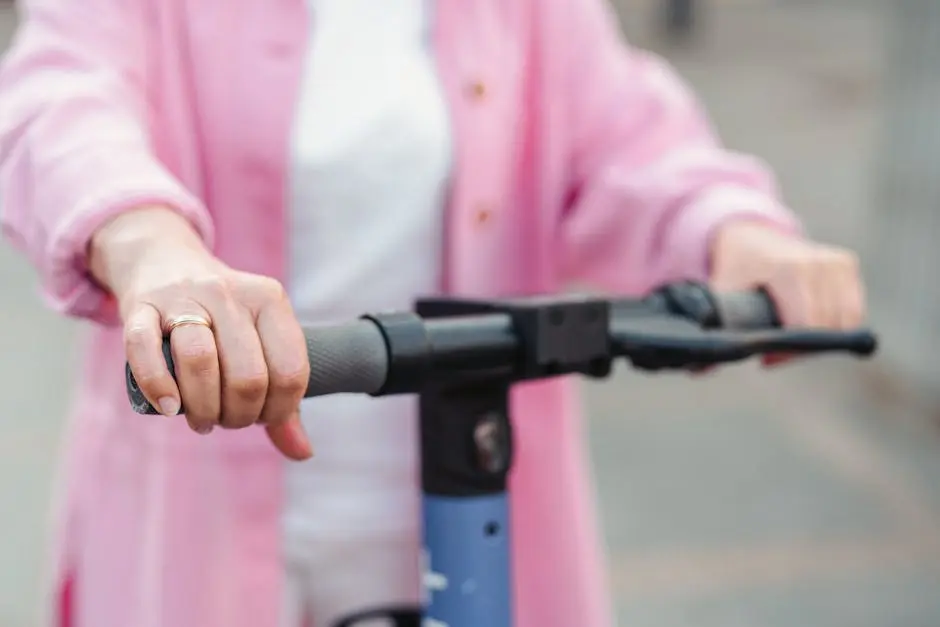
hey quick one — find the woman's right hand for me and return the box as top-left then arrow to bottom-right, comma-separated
89,207 -> 313,460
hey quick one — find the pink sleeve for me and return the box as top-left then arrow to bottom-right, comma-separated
557,0 -> 801,294
0,0 -> 214,326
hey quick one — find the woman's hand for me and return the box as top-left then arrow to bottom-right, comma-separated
90,207 -> 313,460
709,220 -> 866,366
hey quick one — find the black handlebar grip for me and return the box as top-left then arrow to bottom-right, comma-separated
126,320 -> 391,415
714,288 -> 782,330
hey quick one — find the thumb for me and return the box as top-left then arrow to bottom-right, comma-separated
265,411 -> 313,461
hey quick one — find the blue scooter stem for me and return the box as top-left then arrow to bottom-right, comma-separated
423,493 -> 512,626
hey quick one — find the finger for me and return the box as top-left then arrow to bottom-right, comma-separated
169,313 -> 221,434
256,297 -> 310,427
763,269 -> 817,366
810,266 -> 840,328
124,304 -> 181,416
838,265 -> 866,329
266,410 -> 313,461
765,270 -> 814,328
211,301 -> 268,430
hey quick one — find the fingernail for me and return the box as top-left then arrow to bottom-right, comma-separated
157,397 -> 180,416
194,425 -> 213,435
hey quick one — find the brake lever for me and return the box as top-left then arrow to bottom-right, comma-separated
612,315 -> 878,372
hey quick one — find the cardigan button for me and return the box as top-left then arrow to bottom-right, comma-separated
474,204 -> 494,226
466,79 -> 488,101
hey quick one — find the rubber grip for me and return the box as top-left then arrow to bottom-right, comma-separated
300,320 -> 390,397
125,320 -> 391,415
714,288 -> 782,330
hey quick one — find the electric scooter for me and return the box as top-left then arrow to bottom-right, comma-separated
126,280 -> 878,627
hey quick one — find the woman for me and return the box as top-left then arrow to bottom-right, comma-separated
0,0 -> 864,625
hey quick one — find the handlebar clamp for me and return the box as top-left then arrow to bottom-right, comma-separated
416,294 -> 613,381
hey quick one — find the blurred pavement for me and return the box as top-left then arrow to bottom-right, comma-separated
4,2 -> 940,626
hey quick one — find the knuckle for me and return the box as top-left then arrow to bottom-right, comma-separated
797,254 -> 819,271
267,277 -> 289,300
255,276 -> 289,304
221,372 -> 268,429
189,274 -> 236,302
269,363 -> 310,397
226,273 -> 288,310
124,324 -> 151,354
176,341 -> 218,372
230,373 -> 269,404
816,247 -> 858,270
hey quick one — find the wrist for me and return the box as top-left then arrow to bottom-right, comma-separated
88,206 -> 211,298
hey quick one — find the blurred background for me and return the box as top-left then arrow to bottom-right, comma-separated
2,0 -> 940,625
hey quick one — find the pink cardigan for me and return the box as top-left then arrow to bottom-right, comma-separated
0,0 -> 798,625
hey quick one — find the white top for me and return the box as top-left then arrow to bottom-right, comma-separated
283,0 -> 452,541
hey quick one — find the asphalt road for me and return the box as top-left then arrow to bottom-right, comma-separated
5,2 -> 940,626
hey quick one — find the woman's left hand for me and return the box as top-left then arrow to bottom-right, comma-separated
708,220 -> 866,366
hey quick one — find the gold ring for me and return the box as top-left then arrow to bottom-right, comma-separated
164,314 -> 212,334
